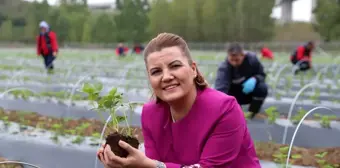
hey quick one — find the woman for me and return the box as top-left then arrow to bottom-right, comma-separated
97,33 -> 261,168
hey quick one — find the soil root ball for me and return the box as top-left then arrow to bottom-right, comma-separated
105,132 -> 140,158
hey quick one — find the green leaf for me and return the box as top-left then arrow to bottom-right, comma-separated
291,154 -> 301,159
279,146 -> 289,152
116,116 -> 127,123
109,87 -> 117,96
82,83 -> 94,94
314,113 -> 321,118
94,83 -> 103,92
103,100 -> 113,108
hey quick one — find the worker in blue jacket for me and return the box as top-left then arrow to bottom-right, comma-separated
214,43 -> 268,119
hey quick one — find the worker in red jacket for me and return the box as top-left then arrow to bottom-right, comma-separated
133,43 -> 144,54
261,45 -> 274,60
36,21 -> 58,74
290,41 -> 314,75
115,43 -> 129,57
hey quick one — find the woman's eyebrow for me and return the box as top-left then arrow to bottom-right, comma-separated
169,60 -> 182,65
148,60 -> 182,71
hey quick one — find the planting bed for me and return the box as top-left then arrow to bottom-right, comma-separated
0,109 -> 142,138
0,158 -> 22,168
0,48 -> 339,168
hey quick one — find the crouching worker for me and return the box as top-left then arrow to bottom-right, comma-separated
133,43 -> 144,54
115,43 -> 128,57
290,41 -> 314,75
261,45 -> 274,60
215,43 -> 268,119
36,21 -> 58,74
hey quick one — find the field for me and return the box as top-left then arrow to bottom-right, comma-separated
0,48 -> 339,168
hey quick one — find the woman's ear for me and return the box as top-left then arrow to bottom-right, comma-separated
191,62 -> 197,77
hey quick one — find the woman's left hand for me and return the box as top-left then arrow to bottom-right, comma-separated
98,140 -> 156,168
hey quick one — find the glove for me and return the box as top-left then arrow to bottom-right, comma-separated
242,77 -> 256,94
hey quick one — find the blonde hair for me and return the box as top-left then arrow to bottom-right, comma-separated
143,33 -> 208,103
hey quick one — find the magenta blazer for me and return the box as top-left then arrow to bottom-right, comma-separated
141,87 -> 261,168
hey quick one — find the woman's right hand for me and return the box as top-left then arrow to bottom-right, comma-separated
97,144 -> 124,168
97,143 -> 106,162
97,144 -> 114,168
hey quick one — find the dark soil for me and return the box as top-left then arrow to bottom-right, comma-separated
0,109 -> 339,166
256,142 -> 340,167
105,132 -> 139,157
0,158 -> 23,168
253,112 -> 340,121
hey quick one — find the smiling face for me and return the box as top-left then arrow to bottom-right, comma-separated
146,46 -> 197,103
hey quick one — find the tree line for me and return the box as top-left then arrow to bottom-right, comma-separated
313,0 -> 340,42
0,0 -> 338,44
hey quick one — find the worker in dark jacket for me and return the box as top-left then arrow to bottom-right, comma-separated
36,21 -> 58,74
215,43 -> 268,119
290,41 -> 314,74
